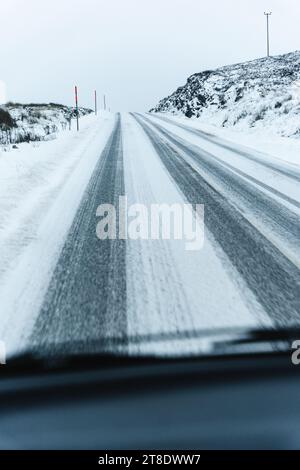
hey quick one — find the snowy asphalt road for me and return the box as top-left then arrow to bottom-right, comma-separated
28,112 -> 299,354
31,114 -> 127,351
133,113 -> 299,325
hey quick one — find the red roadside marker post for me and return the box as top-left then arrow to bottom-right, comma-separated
75,85 -> 79,131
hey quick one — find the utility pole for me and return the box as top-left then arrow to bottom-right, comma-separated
94,90 -> 98,116
75,85 -> 79,131
103,94 -> 106,111
264,12 -> 272,57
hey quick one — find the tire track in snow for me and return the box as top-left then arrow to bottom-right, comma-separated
31,114 -> 127,352
138,114 -> 300,263
150,113 -> 300,183
122,115 -> 200,354
147,115 -> 300,211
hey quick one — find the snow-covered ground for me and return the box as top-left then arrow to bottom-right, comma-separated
0,112 -> 115,352
151,51 -> 300,139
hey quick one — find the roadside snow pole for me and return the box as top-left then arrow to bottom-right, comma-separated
75,85 -> 79,131
95,90 -> 98,116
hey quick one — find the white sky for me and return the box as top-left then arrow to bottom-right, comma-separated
0,81 -> 6,104
0,0 -> 299,111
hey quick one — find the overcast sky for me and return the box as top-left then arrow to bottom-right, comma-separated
0,0 -> 299,111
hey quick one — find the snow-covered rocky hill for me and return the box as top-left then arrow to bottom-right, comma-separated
0,103 -> 93,145
151,51 -> 300,138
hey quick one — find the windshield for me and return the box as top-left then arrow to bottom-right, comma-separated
0,1 -> 300,364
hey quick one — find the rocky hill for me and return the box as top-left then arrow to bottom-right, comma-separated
151,51 -> 300,137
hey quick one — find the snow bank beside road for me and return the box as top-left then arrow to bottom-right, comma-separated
0,112 -> 115,354
0,102 -> 92,145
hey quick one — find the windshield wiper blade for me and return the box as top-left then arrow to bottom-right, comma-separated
5,325 -> 299,372
221,326 -> 300,345
208,326 -> 300,355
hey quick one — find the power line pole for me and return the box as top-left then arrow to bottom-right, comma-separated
94,90 -> 98,116
103,94 -> 106,111
75,85 -> 79,131
264,12 -> 272,57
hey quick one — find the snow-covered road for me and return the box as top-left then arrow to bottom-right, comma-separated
0,113 -> 299,356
